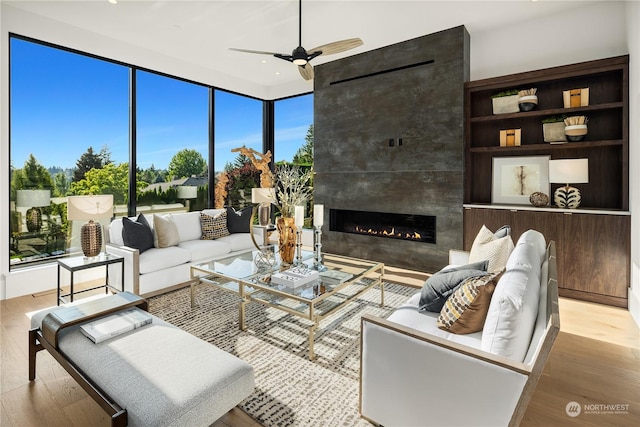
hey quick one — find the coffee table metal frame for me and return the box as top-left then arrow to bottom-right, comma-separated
190,250 -> 384,360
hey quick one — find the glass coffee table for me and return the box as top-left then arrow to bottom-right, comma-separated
190,248 -> 384,360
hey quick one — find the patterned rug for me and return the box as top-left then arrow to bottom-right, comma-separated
147,281 -> 418,427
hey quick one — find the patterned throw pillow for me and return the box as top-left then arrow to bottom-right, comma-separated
436,271 -> 503,334
200,211 -> 229,240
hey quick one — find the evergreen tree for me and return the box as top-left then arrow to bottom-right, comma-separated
292,124 -> 314,165
73,146 -> 104,183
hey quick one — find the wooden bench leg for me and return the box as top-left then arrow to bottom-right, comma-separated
29,328 -> 44,381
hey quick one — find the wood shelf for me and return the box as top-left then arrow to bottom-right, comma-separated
463,55 -> 630,307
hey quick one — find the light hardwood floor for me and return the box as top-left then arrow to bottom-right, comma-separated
1,284 -> 638,426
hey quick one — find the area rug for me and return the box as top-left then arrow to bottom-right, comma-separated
147,281 -> 418,427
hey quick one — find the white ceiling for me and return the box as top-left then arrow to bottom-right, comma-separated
5,0 -> 599,99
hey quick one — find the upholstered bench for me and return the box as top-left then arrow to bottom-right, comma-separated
29,293 -> 255,427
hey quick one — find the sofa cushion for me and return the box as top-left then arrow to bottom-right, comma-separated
172,212 -> 202,242
138,246 -> 191,275
388,293 -> 483,349
179,239 -> 232,263
468,225 -> 514,273
437,272 -> 501,334
226,206 -> 253,234
481,265 -> 541,362
216,233 -> 256,252
153,214 -> 180,248
122,215 -> 155,254
418,262 -> 488,313
201,211 -> 230,240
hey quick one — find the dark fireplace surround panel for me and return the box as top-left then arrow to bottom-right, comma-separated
313,26 -> 469,273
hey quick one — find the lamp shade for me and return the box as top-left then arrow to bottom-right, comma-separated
548,159 -> 589,184
177,185 -> 198,199
251,187 -> 276,204
67,195 -> 114,221
16,189 -> 51,208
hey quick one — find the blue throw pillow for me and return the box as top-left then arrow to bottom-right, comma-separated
226,206 -> 253,234
419,261 -> 489,313
121,214 -> 154,253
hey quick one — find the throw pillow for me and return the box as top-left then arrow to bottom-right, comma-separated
200,211 -> 230,240
153,214 -> 180,248
418,262 -> 489,313
468,225 -> 514,273
437,271 -> 503,334
226,206 -> 253,234
122,214 -> 154,253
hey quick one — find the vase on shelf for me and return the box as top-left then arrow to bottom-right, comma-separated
276,216 -> 296,265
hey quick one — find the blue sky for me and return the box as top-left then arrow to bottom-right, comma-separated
10,37 -> 312,174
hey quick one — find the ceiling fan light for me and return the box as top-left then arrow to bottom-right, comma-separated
293,58 -> 308,66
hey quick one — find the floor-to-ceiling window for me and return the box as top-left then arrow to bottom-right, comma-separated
274,93 -> 314,223
135,71 -> 209,214
9,36 -> 129,267
214,90 -> 263,209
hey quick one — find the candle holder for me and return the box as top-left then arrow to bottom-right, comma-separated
294,228 -> 304,266
313,225 -> 327,271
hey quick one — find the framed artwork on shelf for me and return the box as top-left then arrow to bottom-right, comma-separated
492,156 -> 550,205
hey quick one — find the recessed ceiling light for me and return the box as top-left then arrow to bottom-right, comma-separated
275,72 -> 280,75
108,0 -> 118,4
261,60 -> 267,64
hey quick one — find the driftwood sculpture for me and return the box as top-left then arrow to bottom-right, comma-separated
231,147 -> 275,188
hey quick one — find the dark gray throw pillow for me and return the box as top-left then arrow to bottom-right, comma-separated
419,261 -> 489,313
226,206 -> 253,234
122,214 -> 154,253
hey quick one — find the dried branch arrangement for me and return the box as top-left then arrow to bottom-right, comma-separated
518,88 -> 537,97
564,115 -> 588,126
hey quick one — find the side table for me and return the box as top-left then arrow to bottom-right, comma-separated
57,253 -> 125,305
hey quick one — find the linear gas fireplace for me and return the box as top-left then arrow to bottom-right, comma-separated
330,209 -> 436,244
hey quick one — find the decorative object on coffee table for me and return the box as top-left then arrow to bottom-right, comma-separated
549,158 -> 589,209
313,204 -> 327,271
67,195 -> 114,258
273,165 -> 312,265
294,205 -> 304,265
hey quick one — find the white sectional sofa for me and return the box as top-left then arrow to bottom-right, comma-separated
106,209 -> 262,297
360,230 -> 559,427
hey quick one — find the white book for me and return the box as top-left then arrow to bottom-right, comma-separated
80,308 -> 152,344
271,267 -> 320,288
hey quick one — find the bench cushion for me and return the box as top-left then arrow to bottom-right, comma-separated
35,308 -> 255,427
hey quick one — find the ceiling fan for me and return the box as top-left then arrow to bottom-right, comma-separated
230,0 -> 363,80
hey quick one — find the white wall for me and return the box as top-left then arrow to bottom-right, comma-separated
1,1 -> 637,304
626,0 -> 640,326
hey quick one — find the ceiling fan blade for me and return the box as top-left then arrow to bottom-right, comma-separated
229,47 -> 282,56
298,63 -> 314,81
308,38 -> 363,56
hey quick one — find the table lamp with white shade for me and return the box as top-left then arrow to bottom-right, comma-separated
16,189 -> 51,232
67,195 -> 114,258
549,158 -> 589,209
177,185 -> 198,211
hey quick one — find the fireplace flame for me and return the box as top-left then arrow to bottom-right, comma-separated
354,225 -> 423,241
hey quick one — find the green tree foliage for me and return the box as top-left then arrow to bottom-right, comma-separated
10,154 -> 53,199
292,124 -> 314,166
70,162 -> 135,204
53,172 -> 70,197
168,149 -> 207,180
73,146 -> 105,183
139,164 -> 168,185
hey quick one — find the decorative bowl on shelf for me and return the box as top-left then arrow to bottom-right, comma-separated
529,192 -> 550,207
565,124 -> 588,142
518,95 -> 538,112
